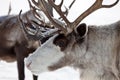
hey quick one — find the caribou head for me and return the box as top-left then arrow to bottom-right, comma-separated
25,0 -> 120,80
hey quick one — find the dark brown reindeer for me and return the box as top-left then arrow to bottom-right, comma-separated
25,0 -> 120,80
0,10 -> 40,80
0,1 -> 56,80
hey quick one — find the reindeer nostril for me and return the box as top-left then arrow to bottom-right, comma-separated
27,62 -> 32,68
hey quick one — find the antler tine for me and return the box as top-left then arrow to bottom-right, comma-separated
48,0 -> 71,26
28,0 -> 34,10
30,0 -> 39,7
69,0 -> 76,9
102,0 -> 119,8
72,0 -> 119,29
8,1 -> 11,15
18,10 -> 31,36
59,0 -> 76,19
28,0 -> 46,26
31,0 -> 67,33
32,7 -> 46,25
18,10 -> 44,40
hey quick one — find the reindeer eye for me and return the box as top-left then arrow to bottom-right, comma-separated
53,34 -> 68,51
56,39 -> 67,47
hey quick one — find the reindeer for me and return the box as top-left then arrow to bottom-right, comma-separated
0,0 -> 57,80
25,0 -> 120,80
0,10 -> 40,80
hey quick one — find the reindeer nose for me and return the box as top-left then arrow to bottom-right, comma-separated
26,61 -> 32,69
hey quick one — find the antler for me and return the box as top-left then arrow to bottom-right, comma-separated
18,10 -> 58,40
18,10 -> 41,40
30,0 -> 76,34
31,0 -> 67,33
71,0 -> 119,29
48,0 -> 119,32
28,0 -> 46,26
8,1 -> 12,15
31,0 -> 119,34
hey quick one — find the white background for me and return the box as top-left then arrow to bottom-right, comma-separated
0,0 -> 120,25
0,0 -> 120,80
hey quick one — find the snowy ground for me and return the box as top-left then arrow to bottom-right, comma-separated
0,61 -> 80,80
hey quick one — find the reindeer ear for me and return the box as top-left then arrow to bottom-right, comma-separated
75,23 -> 88,38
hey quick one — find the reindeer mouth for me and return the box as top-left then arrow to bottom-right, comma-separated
26,61 -> 32,69
26,61 -> 41,75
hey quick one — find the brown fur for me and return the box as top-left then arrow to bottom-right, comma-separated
0,11 -> 39,80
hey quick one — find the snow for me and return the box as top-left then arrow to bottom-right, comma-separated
0,61 -> 80,80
